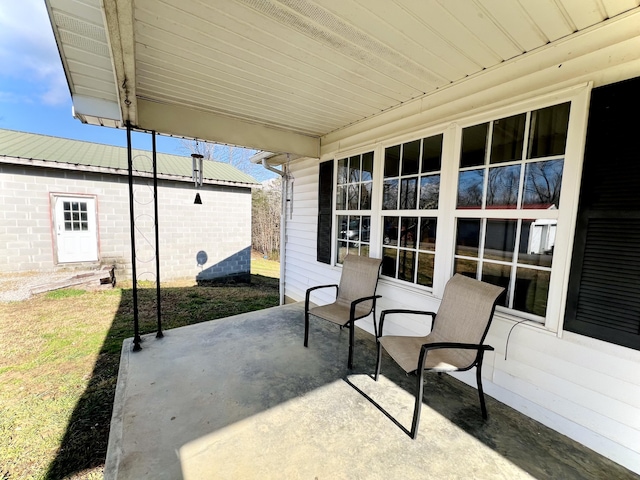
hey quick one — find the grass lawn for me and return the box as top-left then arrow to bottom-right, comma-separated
0,258 -> 279,480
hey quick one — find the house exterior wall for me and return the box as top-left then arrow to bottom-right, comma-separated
0,164 -> 252,281
282,29 -> 640,475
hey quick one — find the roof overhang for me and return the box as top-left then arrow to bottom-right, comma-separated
46,0 -> 640,159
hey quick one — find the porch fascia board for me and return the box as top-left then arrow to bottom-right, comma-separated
136,99 -> 320,158
71,95 -> 121,123
320,9 -> 640,156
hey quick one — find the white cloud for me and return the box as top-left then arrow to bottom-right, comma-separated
0,0 -> 69,105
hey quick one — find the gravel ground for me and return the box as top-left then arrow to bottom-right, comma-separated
0,271 -> 85,303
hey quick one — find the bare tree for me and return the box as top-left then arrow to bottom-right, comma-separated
252,179 -> 282,260
180,139 -> 276,181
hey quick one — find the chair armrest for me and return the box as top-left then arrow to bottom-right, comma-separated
377,309 -> 436,338
417,342 -> 494,371
347,294 -> 382,336
305,284 -> 338,310
348,294 -> 382,319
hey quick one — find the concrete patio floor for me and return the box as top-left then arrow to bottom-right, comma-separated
105,303 -> 638,479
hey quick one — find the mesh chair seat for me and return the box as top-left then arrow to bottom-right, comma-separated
309,299 -> 372,326
379,333 -> 475,373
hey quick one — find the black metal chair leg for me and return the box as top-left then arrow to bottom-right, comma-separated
374,341 -> 382,381
304,310 -> 310,347
348,321 -> 355,369
476,363 -> 488,420
410,368 -> 425,439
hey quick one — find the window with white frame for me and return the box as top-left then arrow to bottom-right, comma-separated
335,151 -> 374,264
454,102 -> 570,319
381,134 -> 443,288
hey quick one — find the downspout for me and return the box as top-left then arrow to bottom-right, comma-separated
262,158 -> 288,305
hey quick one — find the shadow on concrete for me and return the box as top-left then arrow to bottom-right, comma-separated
44,274 -> 278,479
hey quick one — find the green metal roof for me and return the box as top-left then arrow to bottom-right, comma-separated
0,129 -> 257,186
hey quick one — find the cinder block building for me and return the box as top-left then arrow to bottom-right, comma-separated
0,129 -> 257,282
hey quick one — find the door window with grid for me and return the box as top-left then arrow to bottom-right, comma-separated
62,201 -> 89,231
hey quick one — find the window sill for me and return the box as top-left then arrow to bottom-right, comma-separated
492,310 -> 554,336
378,276 -> 435,297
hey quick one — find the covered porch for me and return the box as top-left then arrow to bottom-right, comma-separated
45,0 -> 640,474
105,303 -> 636,479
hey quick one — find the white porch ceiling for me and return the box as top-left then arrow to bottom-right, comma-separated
46,0 -> 640,157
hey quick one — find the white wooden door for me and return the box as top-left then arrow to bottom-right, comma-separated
54,196 -> 98,263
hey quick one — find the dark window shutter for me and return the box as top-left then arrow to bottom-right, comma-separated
317,160 -> 334,264
564,77 -> 640,350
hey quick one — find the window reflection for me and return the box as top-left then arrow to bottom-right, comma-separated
337,215 -> 370,263
383,179 -> 398,210
419,218 -> 437,250
514,268 -> 550,316
481,262 -> 510,307
523,159 -> 563,208
490,113 -> 525,164
336,185 -> 346,210
528,103 -> 570,159
453,102 -> 569,319
360,182 -> 372,210
417,253 -> 435,287
461,123 -> 488,168
398,250 -> 415,282
400,178 -> 417,209
334,151 -> 374,264
347,184 -> 359,210
349,155 -> 360,182
383,216 -> 437,287
456,218 -> 481,257
337,158 -> 348,184
457,170 -> 485,208
382,247 -> 397,277
519,219 -> 555,267
454,258 -> 478,279
362,152 -> 374,182
419,176 -> 439,209
484,219 -> 517,262
337,241 -> 348,263
402,140 -> 420,175
400,217 -> 417,249
422,134 -> 443,173
384,145 -> 400,177
383,217 -> 399,246
486,165 -> 520,208
361,217 -> 371,242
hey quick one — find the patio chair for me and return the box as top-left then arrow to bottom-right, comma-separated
304,255 -> 383,369
375,274 -> 504,439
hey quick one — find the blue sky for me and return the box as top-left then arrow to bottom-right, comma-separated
0,0 -> 273,179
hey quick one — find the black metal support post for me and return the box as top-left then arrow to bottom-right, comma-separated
152,131 -> 163,338
127,122 -> 142,351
